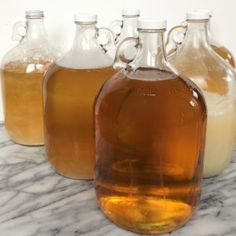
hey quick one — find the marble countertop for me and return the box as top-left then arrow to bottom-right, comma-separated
0,124 -> 236,236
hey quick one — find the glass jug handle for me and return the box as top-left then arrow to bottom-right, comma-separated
96,27 -> 116,53
110,20 -> 123,42
12,21 -> 26,42
115,37 -> 140,68
165,22 -> 187,55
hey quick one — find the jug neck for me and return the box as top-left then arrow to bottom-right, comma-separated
71,22 -> 97,51
134,29 -> 167,70
207,20 -> 212,39
183,20 -> 210,49
24,17 -> 48,41
120,16 -> 138,40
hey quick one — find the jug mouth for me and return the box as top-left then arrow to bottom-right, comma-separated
25,10 -> 44,19
186,9 -> 211,20
122,9 -> 140,17
74,13 -> 97,24
138,18 -> 167,31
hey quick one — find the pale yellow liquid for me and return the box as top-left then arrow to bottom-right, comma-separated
203,93 -> 236,177
44,65 -> 116,179
1,62 -> 49,145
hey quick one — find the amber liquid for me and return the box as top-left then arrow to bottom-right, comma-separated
95,69 -> 206,234
1,62 -> 49,145
44,65 -> 116,179
212,44 -> 235,68
169,46 -> 236,177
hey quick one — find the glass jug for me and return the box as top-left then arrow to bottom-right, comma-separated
1,10 -> 58,146
168,10 -> 236,178
44,14 -> 116,180
95,18 -> 207,234
111,9 -> 140,69
166,10 -> 235,67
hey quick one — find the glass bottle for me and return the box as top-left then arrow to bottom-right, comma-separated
43,14 -> 116,180
1,10 -> 58,146
95,19 -> 207,234
168,10 -> 236,178
166,10 -> 235,67
111,9 -> 140,69
210,28 -> 235,67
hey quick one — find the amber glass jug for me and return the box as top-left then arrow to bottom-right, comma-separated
44,14 -> 116,179
166,10 -> 235,67
1,10 -> 58,145
168,10 -> 236,178
95,18 -> 207,234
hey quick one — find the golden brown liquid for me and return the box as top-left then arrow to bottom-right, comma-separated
43,65 -> 116,179
1,62 -> 49,145
95,69 -> 207,234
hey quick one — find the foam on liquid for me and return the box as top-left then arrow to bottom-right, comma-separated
56,49 -> 114,69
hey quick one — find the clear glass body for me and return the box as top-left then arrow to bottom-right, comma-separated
168,19 -> 236,178
95,29 -> 207,234
211,44 -> 235,68
167,21 -> 235,68
44,22 -> 116,179
208,22 -> 235,67
1,16 -> 58,145
116,15 -> 139,45
113,15 -> 139,69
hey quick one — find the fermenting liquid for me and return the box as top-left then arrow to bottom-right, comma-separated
170,53 -> 236,177
44,65 -> 115,179
1,61 -> 50,145
95,68 -> 206,234
203,93 -> 236,177
168,44 -> 235,68
211,45 -> 235,68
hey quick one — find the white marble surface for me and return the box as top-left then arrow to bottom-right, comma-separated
0,124 -> 236,236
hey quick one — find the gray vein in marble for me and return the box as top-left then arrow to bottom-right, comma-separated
0,124 -> 235,236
